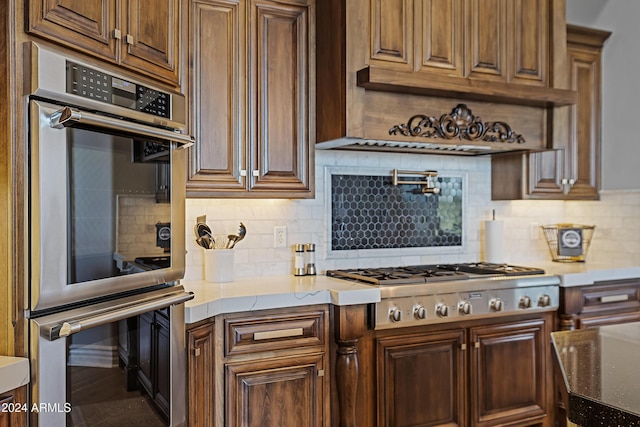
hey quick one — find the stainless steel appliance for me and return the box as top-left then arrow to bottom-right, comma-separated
26,43 -> 193,426
326,263 -> 560,330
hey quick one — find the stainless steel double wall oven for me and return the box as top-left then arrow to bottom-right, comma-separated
26,43 -> 193,426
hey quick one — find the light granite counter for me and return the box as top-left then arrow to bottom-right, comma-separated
182,275 -> 380,324
525,260 -> 640,287
0,356 -> 29,395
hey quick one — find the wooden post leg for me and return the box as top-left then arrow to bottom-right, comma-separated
336,338 -> 359,427
333,305 -> 366,427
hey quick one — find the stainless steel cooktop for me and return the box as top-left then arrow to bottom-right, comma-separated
326,263 -> 560,329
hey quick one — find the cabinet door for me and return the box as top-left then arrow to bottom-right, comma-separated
138,311 -> 154,395
121,0 -> 181,84
415,0 -> 464,77
564,42 -> 601,199
226,354 -> 325,427
467,0 -> 506,81
470,319 -> 547,427
247,0 -> 312,193
187,321 -> 215,427
187,0 -> 246,193
376,330 -> 466,427
527,149 -> 565,197
155,311 -> 171,418
369,0 -> 413,70
507,0 -> 547,86
28,0 -> 118,61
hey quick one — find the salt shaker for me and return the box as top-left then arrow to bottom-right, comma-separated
305,243 -> 316,276
294,244 -> 306,276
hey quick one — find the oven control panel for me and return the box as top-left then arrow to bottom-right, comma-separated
66,61 -> 170,118
374,285 -> 559,330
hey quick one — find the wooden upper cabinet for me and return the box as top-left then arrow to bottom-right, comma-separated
120,0 -> 180,84
28,0 -> 117,60
369,0 -> 412,69
28,0 -> 181,86
563,25 -> 610,199
367,0 -> 548,85
508,0 -> 548,85
187,0 -> 314,198
416,0 -> 464,77
467,0 -> 506,81
187,0 -> 245,192
468,0 -> 547,85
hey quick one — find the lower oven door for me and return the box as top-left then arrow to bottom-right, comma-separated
29,286 -> 192,426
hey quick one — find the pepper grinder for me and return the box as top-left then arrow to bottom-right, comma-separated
294,244 -> 306,276
305,243 -> 316,276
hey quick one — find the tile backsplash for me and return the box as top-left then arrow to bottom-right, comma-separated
330,174 -> 463,251
184,150 -> 640,281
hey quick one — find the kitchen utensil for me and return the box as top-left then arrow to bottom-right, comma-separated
194,222 -> 215,248
228,222 -> 246,249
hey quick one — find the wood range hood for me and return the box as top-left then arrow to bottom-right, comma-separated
315,0 -> 577,157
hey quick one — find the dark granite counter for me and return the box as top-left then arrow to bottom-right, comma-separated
552,323 -> 640,426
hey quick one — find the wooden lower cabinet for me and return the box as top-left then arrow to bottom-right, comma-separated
138,309 -> 171,419
226,354 -> 325,427
187,305 -> 329,427
365,313 -> 553,427
376,330 -> 466,426
0,387 -> 28,427
188,320 -> 215,427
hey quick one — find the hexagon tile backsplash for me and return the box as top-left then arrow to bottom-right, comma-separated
330,174 -> 463,251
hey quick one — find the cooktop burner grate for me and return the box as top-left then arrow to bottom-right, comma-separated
326,263 -> 545,286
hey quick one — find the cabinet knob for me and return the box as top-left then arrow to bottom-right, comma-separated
252,170 -> 259,177
125,34 -> 134,44
112,28 -> 122,40
194,348 -> 201,357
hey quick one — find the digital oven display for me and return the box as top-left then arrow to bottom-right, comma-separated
65,61 -> 170,118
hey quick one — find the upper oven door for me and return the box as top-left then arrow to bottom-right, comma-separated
29,99 -> 189,313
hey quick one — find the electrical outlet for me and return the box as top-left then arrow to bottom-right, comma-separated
274,226 -> 287,248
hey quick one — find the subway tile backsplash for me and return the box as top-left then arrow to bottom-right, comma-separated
330,174 -> 462,250
184,150 -> 640,281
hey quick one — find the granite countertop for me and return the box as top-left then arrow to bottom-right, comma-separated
551,323 -> 640,426
182,275 -> 380,324
0,356 -> 30,395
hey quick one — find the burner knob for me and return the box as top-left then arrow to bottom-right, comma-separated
489,298 -> 504,312
389,308 -> 402,322
414,305 -> 427,320
435,304 -> 449,318
458,301 -> 472,315
519,296 -> 532,309
538,294 -> 552,307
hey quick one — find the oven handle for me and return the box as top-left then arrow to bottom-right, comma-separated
49,106 -> 194,148
40,289 -> 194,341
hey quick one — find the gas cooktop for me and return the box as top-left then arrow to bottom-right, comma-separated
327,262 -> 559,330
326,263 -> 545,286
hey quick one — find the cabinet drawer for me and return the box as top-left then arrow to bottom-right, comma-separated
225,311 -> 325,356
581,281 -> 640,313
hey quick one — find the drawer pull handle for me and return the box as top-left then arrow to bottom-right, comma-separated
600,294 -> 629,303
253,328 -> 304,341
